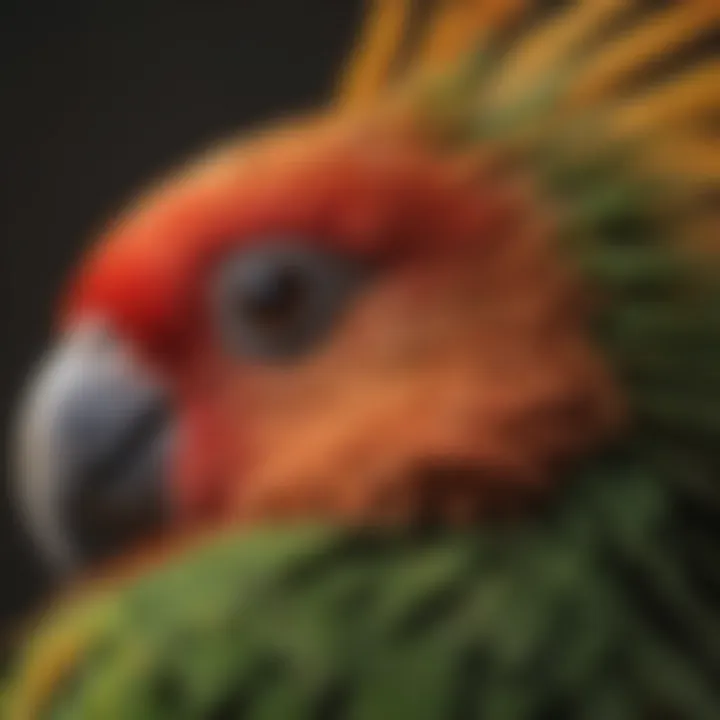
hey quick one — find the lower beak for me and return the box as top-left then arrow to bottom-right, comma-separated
12,324 -> 173,572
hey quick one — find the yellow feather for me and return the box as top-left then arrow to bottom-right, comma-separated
610,59 -> 720,139
414,0 -> 526,70
337,0 -> 412,111
486,0 -> 628,110
338,0 -> 528,110
567,2 -> 720,108
7,600 -> 111,720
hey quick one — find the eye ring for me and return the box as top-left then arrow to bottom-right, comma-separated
210,240 -> 367,362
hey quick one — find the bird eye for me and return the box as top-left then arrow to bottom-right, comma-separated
211,241 -> 366,361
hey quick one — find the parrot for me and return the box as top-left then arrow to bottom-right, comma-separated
4,0 -> 720,717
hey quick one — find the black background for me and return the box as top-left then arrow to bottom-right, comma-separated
0,0 -> 361,630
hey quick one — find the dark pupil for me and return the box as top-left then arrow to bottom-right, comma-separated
239,263 -> 307,328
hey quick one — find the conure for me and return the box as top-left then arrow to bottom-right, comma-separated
4,0 -> 720,717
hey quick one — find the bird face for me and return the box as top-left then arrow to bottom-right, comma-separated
12,111 -> 621,570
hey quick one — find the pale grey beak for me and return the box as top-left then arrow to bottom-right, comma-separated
12,323 -> 173,572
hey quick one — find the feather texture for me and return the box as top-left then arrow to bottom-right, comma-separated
4,1 -> 720,718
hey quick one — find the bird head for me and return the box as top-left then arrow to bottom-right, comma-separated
12,104 -> 622,569
12,0 -> 719,575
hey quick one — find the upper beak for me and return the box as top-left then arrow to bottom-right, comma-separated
12,323 -> 173,572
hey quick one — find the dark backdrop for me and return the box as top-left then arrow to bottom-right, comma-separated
0,0 -> 361,630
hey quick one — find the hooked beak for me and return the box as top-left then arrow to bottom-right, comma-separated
12,323 -> 173,572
